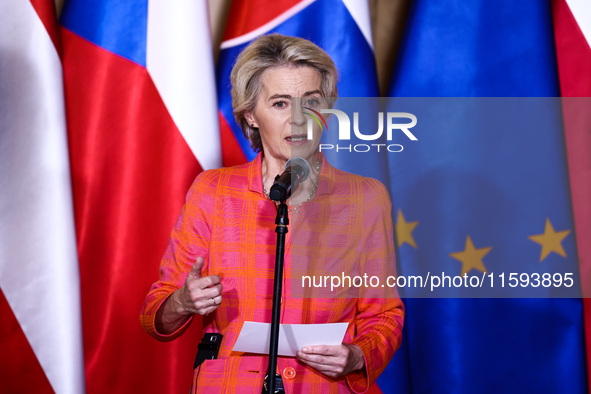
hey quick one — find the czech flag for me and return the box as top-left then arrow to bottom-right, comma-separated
59,0 -> 219,392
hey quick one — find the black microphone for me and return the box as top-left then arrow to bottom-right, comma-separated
269,157 -> 311,201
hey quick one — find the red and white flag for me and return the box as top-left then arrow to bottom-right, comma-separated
553,0 -> 591,389
0,0 -> 85,392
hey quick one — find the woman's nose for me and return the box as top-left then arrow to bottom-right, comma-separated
291,102 -> 306,126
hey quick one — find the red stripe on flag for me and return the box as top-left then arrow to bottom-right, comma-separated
552,0 -> 591,95
62,28 -> 204,393
219,112 -> 248,167
552,1 -> 591,391
0,289 -> 54,393
223,0 -> 302,41
29,0 -> 61,57
367,382 -> 384,394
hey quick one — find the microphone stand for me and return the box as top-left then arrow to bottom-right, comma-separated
264,199 -> 288,394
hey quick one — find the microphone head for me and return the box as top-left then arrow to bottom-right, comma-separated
269,157 -> 312,202
285,157 -> 311,183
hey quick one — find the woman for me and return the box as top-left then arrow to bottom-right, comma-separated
141,33 -> 404,393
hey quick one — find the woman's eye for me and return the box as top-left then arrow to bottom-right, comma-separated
273,101 -> 288,108
305,98 -> 321,107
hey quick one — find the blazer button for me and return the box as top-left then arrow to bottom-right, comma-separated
282,366 -> 296,380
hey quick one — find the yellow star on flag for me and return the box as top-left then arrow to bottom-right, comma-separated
528,218 -> 570,262
395,209 -> 419,248
449,236 -> 492,275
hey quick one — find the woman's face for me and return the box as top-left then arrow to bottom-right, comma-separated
245,66 -> 325,168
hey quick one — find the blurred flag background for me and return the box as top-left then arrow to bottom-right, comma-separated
0,0 -> 589,393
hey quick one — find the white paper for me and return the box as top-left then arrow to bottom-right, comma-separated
232,321 -> 349,357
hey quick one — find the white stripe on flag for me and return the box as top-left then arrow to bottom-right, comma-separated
147,0 -> 222,170
566,0 -> 591,48
0,1 -> 85,393
342,0 -> 374,50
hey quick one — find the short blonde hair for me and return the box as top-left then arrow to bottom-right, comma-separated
230,33 -> 338,152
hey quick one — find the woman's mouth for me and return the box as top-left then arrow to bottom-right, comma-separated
285,135 -> 308,143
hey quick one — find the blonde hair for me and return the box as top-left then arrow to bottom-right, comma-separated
230,33 -> 338,152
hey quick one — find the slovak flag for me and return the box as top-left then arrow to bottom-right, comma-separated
217,0 -> 389,184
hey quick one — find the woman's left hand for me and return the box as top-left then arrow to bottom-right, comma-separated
296,344 -> 364,378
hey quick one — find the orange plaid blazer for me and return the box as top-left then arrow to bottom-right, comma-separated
141,153 -> 404,393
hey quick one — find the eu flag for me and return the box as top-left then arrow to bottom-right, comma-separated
378,1 -> 588,393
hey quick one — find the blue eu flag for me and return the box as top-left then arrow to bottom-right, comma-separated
378,0 -> 587,393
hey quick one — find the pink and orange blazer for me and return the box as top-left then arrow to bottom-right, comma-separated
141,154 -> 404,393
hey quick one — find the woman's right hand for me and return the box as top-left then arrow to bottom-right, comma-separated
155,256 -> 222,334
174,256 -> 223,316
